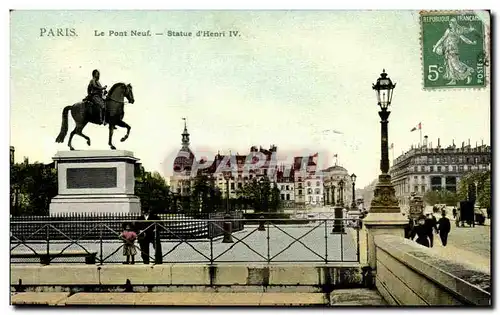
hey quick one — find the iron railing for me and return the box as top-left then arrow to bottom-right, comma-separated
10,217 -> 361,265
10,212 -> 244,241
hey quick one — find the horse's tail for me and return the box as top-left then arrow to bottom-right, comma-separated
55,106 -> 72,143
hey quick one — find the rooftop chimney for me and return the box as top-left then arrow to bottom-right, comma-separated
437,138 -> 440,148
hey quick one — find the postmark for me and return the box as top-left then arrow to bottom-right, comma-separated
420,11 -> 489,89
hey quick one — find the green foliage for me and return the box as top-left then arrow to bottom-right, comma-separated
10,162 -> 58,216
238,177 -> 280,212
457,170 -> 491,209
190,175 -> 221,214
134,167 -> 171,214
423,189 -> 459,206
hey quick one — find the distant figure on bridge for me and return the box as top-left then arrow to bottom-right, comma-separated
410,215 -> 430,247
121,222 -> 137,264
437,211 -> 451,247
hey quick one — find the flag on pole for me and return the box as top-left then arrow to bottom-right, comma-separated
410,122 -> 422,132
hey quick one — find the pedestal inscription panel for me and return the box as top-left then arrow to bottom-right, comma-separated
66,167 -> 117,189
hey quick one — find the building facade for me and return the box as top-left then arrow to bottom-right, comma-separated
169,121 -> 196,197
390,139 -> 491,208
323,165 -> 354,207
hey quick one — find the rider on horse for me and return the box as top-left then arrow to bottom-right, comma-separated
86,69 -> 108,125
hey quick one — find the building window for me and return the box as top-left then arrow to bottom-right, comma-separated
238,183 -> 242,189
298,177 -> 302,182
445,166 -> 449,172
436,157 -> 440,164
414,166 -> 418,172
414,176 -> 418,180
298,190 -> 303,196
459,165 -> 464,172
453,166 -> 457,171
281,194 -> 285,200
421,166 -> 425,172
421,185 -> 426,193
316,181 -> 320,186
315,188 -> 320,194
286,194 -> 290,200
286,185 -> 289,190
430,166 -> 434,172
230,183 -> 235,190
307,181 -> 311,187
414,186 -> 419,193
437,166 -> 442,172
309,196 -> 313,202
316,196 -> 320,202
298,183 -> 303,189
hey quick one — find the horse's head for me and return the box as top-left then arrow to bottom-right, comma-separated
125,83 -> 135,104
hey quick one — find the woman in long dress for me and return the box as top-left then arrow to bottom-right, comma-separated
432,18 -> 477,85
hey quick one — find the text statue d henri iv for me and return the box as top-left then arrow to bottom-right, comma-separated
55,71 -> 135,150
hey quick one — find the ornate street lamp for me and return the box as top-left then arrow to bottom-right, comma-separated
350,173 -> 357,209
370,70 -> 400,213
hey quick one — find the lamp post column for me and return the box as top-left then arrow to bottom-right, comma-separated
363,70 -> 406,273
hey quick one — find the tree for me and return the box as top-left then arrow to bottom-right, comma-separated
457,170 -> 491,209
269,185 -> 282,212
135,168 -> 170,214
10,162 -> 57,216
423,189 -> 459,206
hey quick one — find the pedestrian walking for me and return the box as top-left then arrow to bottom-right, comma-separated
410,215 -> 430,247
121,222 -> 137,264
424,213 -> 438,247
437,211 -> 451,246
452,207 -> 457,219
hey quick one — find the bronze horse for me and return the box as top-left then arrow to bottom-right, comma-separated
55,83 -> 135,150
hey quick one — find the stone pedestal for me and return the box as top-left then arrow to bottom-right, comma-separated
49,150 -> 141,215
331,205 -> 346,234
362,174 -> 407,269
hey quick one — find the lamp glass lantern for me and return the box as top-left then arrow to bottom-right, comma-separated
350,173 -> 357,183
372,69 -> 396,109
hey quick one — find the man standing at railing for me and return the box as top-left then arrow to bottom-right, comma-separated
136,208 -> 163,264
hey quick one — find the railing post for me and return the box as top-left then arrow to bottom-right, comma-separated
210,232 -> 214,264
221,214 -> 234,243
266,219 -> 270,263
357,222 -> 360,263
44,224 -> 50,265
258,215 -> 265,231
99,223 -> 103,265
154,222 -> 163,264
324,219 -> 328,264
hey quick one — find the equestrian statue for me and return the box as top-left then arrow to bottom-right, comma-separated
55,69 -> 135,150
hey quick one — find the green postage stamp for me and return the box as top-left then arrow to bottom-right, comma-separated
420,11 -> 489,89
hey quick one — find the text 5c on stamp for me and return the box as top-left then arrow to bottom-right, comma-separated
420,11 -> 489,89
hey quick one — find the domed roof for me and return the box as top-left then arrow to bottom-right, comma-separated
323,165 -> 348,175
173,147 -> 195,172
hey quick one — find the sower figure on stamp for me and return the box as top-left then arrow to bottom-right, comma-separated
87,69 -> 108,125
432,18 -> 477,85
136,207 -> 163,264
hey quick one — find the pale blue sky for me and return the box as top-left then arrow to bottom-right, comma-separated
10,10 -> 491,187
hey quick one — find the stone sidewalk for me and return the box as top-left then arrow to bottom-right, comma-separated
11,289 -> 387,306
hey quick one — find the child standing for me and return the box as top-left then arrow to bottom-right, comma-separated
121,222 -> 137,264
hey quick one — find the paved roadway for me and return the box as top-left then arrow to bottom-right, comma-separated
11,223 -> 359,264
